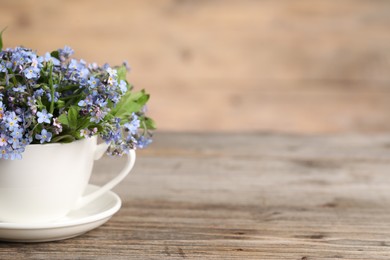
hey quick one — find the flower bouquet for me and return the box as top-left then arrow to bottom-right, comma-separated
0,31 -> 155,160
0,31 -> 156,230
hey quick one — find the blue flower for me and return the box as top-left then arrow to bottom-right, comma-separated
11,128 -> 23,139
136,136 -> 152,149
78,100 -> 87,107
5,112 -> 19,131
79,68 -> 90,79
124,113 -> 140,135
30,56 -> 44,69
10,53 -> 24,69
8,136 -> 20,149
20,136 -> 31,146
43,52 -> 60,66
122,61 -> 130,71
119,80 -> 127,93
105,67 -> 118,86
106,67 -> 117,77
95,98 -> 107,107
58,46 -> 74,61
88,62 -> 99,70
0,147 -> 10,160
87,77 -> 99,88
23,66 -> 40,79
34,89 -> 45,98
90,107 -> 106,123
0,101 -> 5,117
0,134 -> 7,146
12,85 -> 26,92
68,59 -> 79,70
78,95 -> 93,107
0,62 -> 6,72
46,91 -> 60,102
9,151 -> 22,160
35,129 -> 52,144
27,97 -> 38,114
37,109 -> 53,124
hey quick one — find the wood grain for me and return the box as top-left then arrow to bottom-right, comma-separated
1,133 -> 390,259
0,0 -> 390,133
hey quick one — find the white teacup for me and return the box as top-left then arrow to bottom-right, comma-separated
0,136 -> 135,223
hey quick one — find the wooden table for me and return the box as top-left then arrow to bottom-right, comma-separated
1,133 -> 390,259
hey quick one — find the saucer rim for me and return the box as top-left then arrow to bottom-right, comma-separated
0,184 -> 121,229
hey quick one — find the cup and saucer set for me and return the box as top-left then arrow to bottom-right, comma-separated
0,137 -> 135,242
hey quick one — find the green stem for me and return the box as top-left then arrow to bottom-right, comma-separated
31,121 -> 41,136
51,134 -> 75,143
49,63 -> 54,114
141,119 -> 147,136
61,94 -> 82,100
7,70 -> 18,87
57,84 -> 79,92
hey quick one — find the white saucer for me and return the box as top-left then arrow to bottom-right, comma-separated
0,185 -> 121,242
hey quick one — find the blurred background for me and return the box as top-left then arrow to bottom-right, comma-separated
0,0 -> 389,134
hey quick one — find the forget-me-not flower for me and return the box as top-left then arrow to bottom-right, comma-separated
0,62 -> 6,72
0,134 -> 7,146
124,113 -> 140,135
43,52 -> 60,66
136,136 -> 152,149
37,109 -> 53,124
23,66 -> 40,79
87,77 -> 99,89
35,129 -> 52,144
119,80 -> 127,93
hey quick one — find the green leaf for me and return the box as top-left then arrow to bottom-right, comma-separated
56,100 -> 65,109
0,27 -> 7,51
76,117 -> 92,131
117,103 -> 141,118
68,106 -> 79,130
128,90 -> 145,101
144,117 -> 157,130
50,50 -> 60,60
137,93 -> 150,107
57,113 -> 69,126
116,65 -> 127,83
111,90 -> 150,119
51,135 -> 75,143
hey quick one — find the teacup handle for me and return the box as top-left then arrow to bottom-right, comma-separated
73,142 -> 136,209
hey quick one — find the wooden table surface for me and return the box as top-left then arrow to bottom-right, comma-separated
1,132 -> 390,259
